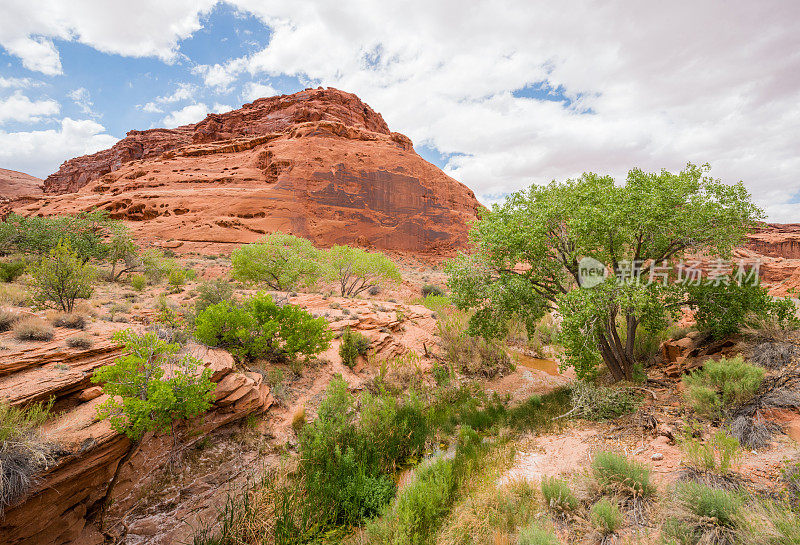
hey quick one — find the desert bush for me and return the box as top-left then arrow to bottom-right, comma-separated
728,414 -> 776,450
688,281 -> 799,339
664,481 -> 743,544
231,232 -> 321,291
29,240 -> 95,313
128,274 -> 147,291
680,429 -> 741,477
590,497 -> 623,535
683,356 -> 764,419
93,330 -> 215,440
0,310 -> 19,332
338,327 -> 371,368
541,475 -> 578,513
569,381 -> 640,421
51,313 -> 87,330
517,523 -> 560,545
422,284 -> 445,297
298,376 -> 429,528
592,451 -> 654,498
0,399 -> 53,516
194,279 -> 234,313
66,334 -> 94,349
438,307 -> 513,378
323,245 -> 402,297
0,284 -> 30,307
194,292 -> 331,364
750,341 -> 799,369
0,259 -> 26,282
13,318 -> 55,341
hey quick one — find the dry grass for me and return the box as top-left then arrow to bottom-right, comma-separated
0,284 -> 31,307
66,334 -> 94,349
0,310 -> 20,332
12,318 -> 55,342
750,341 -> 799,369
51,313 -> 87,330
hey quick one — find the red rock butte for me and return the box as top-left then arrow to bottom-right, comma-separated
16,87 -> 482,253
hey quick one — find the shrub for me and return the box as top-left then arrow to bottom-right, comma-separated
339,327 -> 371,368
0,259 -> 26,282
667,481 -> 743,543
688,281 -> 799,339
438,307 -> 513,378
590,498 -> 623,535
541,476 -> 578,512
194,279 -> 234,313
51,313 -> 87,330
13,318 -> 55,341
680,429 -> 741,475
0,399 -> 53,516
66,334 -> 94,349
128,274 -> 147,291
0,310 -> 19,331
517,523 -> 560,545
231,232 -> 321,291
0,284 -> 30,307
29,240 -> 95,313
92,330 -> 215,440
422,284 -> 445,297
683,356 -> 764,419
569,381 -> 639,421
298,376 -> 429,528
751,341 -> 799,369
592,451 -> 654,498
194,293 -> 331,364
323,245 -> 402,297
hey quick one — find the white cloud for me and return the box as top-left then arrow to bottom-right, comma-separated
240,81 -> 278,102
0,91 -> 59,124
0,76 -> 42,89
140,82 -> 197,113
0,0 -> 217,75
162,103 -> 209,127
68,87 -> 95,116
219,0 -> 800,221
192,59 -> 247,92
0,117 -> 118,178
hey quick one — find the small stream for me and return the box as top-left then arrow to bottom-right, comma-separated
513,353 -> 561,376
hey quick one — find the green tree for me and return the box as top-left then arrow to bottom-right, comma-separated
30,239 -> 95,312
324,245 -> 402,297
194,292 -> 332,364
107,224 -> 139,280
231,232 -> 321,291
448,163 -> 763,381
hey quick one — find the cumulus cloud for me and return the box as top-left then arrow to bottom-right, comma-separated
68,87 -> 95,116
240,81 -> 278,102
0,0 -> 217,74
0,117 -> 118,177
0,76 -> 42,89
140,83 -> 198,113
161,101 -> 231,127
0,91 -> 59,124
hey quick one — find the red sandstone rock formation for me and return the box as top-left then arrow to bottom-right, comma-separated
24,88 -> 481,253
0,168 -> 42,200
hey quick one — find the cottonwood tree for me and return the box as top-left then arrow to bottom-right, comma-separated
448,163 -> 763,381
30,240 -> 95,312
231,232 -> 321,292
324,245 -> 401,297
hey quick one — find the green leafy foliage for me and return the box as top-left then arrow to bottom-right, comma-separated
231,232 -> 321,291
92,330 -> 215,440
194,279 -> 234,313
339,327 -> 371,368
688,281 -> 799,339
421,284 -> 445,297
29,240 -> 95,312
298,376 -> 429,528
680,429 -> 741,474
0,259 -> 26,282
683,356 -> 764,419
194,292 -> 331,363
324,245 -> 402,297
447,163 -> 763,381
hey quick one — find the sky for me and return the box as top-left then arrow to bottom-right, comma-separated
0,1 -> 799,221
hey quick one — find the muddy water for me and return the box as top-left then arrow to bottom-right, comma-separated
514,353 -> 561,376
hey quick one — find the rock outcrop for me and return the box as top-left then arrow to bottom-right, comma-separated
0,168 -> 42,200
19,88 -> 482,253
0,317 -> 272,545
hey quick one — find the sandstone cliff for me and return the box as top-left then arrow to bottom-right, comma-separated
21,88 -> 482,253
0,168 -> 42,200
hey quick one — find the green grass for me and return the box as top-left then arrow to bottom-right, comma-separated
590,497 -> 623,535
517,522 -> 560,545
541,476 -> 578,512
591,451 -> 654,498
